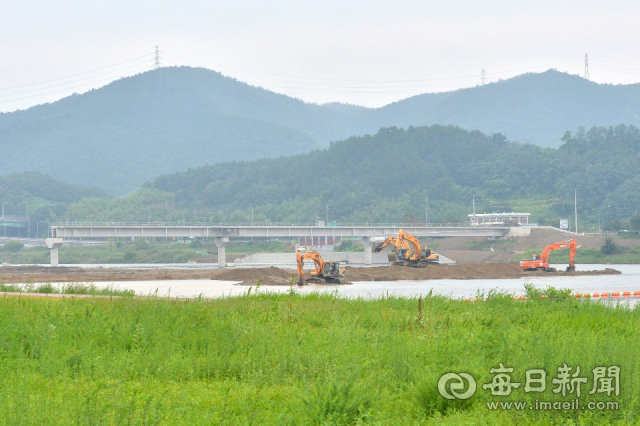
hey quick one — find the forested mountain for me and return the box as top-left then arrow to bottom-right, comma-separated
65,124 -> 640,229
375,71 -> 640,146
0,172 -> 106,230
1,67 -> 639,195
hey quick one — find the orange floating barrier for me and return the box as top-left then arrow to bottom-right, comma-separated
622,292 -> 631,297
592,293 -> 600,298
600,292 -> 609,297
574,293 -> 583,298
611,292 -> 620,297
635,291 -> 640,296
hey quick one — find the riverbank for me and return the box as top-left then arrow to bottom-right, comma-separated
1,293 -> 637,425
0,263 -> 621,285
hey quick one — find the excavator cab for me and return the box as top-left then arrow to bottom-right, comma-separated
397,248 -> 410,261
324,261 -> 340,276
297,251 -> 345,285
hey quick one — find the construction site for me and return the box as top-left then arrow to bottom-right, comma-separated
0,227 -> 627,286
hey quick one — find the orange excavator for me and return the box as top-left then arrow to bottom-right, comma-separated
374,229 -> 439,267
296,250 -> 345,285
373,235 -> 411,264
519,239 -> 577,272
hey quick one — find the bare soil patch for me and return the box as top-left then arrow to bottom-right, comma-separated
0,263 -> 619,286
429,227 -> 640,264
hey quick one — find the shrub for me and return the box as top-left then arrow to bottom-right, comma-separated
3,240 -> 24,252
600,237 -> 621,255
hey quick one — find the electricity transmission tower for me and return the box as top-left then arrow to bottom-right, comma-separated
584,54 -> 589,80
155,46 -> 161,69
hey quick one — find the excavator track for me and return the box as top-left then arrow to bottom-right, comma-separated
305,277 -> 342,284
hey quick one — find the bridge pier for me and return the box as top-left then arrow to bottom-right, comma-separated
361,237 -> 373,265
46,238 -> 64,266
215,237 -> 229,268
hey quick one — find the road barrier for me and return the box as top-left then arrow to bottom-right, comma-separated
462,290 -> 640,303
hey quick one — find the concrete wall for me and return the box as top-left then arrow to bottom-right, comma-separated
504,226 -> 532,237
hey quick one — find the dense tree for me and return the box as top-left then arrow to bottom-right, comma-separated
9,124 -> 640,229
2,68 -> 640,195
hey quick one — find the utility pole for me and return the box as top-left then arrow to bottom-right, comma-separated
574,188 -> 578,234
2,202 -> 6,238
425,194 -> 429,226
584,54 -> 590,80
325,204 -> 329,225
23,201 -> 29,238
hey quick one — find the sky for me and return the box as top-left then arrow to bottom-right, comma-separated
2,0 -> 640,112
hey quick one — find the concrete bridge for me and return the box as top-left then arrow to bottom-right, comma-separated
49,224 -> 512,267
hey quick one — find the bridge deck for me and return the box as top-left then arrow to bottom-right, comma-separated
51,225 -> 510,239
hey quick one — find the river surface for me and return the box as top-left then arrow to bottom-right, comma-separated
21,264 -> 640,306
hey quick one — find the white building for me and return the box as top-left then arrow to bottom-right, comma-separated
469,212 -> 530,226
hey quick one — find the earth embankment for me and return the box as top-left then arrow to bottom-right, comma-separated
0,264 -> 620,286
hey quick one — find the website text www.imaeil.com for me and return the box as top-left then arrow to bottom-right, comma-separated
438,363 -> 620,411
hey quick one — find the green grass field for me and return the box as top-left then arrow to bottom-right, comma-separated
0,291 -> 637,425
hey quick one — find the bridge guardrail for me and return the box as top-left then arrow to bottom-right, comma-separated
51,222 -> 475,228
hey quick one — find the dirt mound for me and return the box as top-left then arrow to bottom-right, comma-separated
213,266 -> 297,286
344,263 -> 524,281
0,263 -> 621,286
0,265 -> 216,283
0,265 -> 87,275
226,263 -> 621,285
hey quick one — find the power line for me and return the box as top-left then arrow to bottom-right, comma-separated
2,46 -> 637,112
0,53 -> 156,108
0,53 -> 154,93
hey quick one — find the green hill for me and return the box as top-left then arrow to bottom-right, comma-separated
1,67 -> 639,195
375,71 -> 640,146
0,172 -> 106,236
61,124 -> 638,228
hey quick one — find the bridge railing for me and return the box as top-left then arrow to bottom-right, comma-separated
51,221 -> 476,228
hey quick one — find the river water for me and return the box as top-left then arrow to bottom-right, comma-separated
21,264 -> 640,306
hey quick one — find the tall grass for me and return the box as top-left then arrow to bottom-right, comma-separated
0,293 -> 637,424
0,282 -> 135,296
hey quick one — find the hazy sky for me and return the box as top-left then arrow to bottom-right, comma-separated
2,0 -> 639,112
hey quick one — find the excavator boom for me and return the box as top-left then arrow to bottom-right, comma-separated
296,250 -> 345,285
373,236 -> 398,253
377,229 -> 438,267
519,239 -> 577,272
